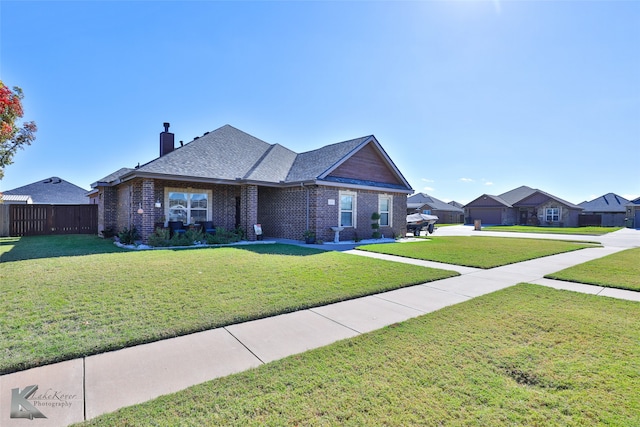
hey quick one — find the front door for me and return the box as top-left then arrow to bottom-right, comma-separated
519,210 -> 528,225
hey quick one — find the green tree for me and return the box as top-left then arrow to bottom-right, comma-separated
0,80 -> 37,180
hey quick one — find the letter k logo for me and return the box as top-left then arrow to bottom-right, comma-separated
10,385 -> 47,419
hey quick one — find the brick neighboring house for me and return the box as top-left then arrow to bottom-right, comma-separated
407,193 -> 464,223
91,124 -> 413,242
1,177 -> 89,204
464,185 -> 583,227
578,193 -> 629,227
626,197 -> 640,228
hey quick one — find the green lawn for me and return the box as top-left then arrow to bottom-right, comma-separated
482,225 -> 622,235
78,284 -> 640,427
358,236 -> 598,268
0,235 -> 457,374
546,247 -> 640,291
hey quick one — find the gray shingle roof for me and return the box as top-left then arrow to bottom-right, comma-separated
579,193 -> 630,213
494,185 -> 582,209
95,126 -> 410,191
2,177 -> 89,204
136,125 -> 273,181
407,193 -> 464,212
498,185 -> 538,205
94,168 -> 134,185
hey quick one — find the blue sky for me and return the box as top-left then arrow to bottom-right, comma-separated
1,0 -> 638,204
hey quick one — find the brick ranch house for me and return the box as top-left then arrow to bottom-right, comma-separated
90,124 -> 413,243
464,185 -> 584,227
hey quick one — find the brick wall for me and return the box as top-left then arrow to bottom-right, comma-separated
258,185 -> 408,242
241,184 -> 258,240
101,179 -> 408,242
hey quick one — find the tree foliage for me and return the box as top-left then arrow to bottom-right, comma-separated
0,80 -> 37,180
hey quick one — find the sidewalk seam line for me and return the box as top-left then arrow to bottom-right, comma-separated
307,309 -> 363,335
223,327 -> 266,365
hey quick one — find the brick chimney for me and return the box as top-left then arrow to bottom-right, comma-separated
160,122 -> 175,157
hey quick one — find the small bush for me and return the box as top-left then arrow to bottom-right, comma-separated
118,227 -> 140,245
148,228 -> 171,247
185,228 -> 204,244
169,233 -> 191,247
205,227 -> 243,245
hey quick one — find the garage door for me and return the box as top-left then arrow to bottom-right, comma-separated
467,208 -> 502,225
635,210 -> 640,229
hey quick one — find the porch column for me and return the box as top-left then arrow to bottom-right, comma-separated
240,184 -> 258,241
140,179 -> 155,243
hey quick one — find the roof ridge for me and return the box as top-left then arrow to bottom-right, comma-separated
243,144 -> 277,179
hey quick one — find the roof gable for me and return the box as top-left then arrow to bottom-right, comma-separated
465,194 -> 511,208
322,140 -> 408,189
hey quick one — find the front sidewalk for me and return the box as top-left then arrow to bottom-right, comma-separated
1,228 -> 637,426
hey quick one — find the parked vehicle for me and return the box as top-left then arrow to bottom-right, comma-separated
406,213 -> 438,236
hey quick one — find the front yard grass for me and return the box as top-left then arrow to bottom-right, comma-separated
545,247 -> 640,291
358,236 -> 597,268
0,236 -> 457,374
78,284 -> 640,426
482,225 -> 621,235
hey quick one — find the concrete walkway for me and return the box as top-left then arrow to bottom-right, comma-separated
1,227 -> 638,426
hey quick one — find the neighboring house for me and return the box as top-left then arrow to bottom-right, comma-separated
625,197 -> 640,228
407,193 -> 464,223
91,123 -> 413,243
464,185 -> 583,227
1,177 -> 89,204
0,194 -> 33,204
578,193 -> 629,227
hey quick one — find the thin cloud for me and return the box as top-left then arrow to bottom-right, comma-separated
459,178 -> 474,183
485,181 -> 494,186
423,186 -> 434,192
421,178 -> 435,183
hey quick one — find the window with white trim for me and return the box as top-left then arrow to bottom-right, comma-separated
166,188 -> 212,224
379,195 -> 392,227
545,207 -> 560,222
339,191 -> 357,227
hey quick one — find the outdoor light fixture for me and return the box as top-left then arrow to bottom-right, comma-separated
155,199 -> 161,208
137,203 -> 144,214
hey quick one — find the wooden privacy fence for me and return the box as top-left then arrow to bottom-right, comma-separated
9,204 -> 98,236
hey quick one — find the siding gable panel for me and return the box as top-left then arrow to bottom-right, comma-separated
327,143 -> 403,186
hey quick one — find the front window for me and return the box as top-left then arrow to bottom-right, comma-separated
339,191 -> 357,227
545,207 -> 560,222
167,189 -> 210,224
379,195 -> 392,227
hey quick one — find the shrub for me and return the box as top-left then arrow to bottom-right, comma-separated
185,228 -> 204,244
118,226 -> 140,245
169,233 -> 191,247
205,227 -> 243,245
147,228 -> 171,247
